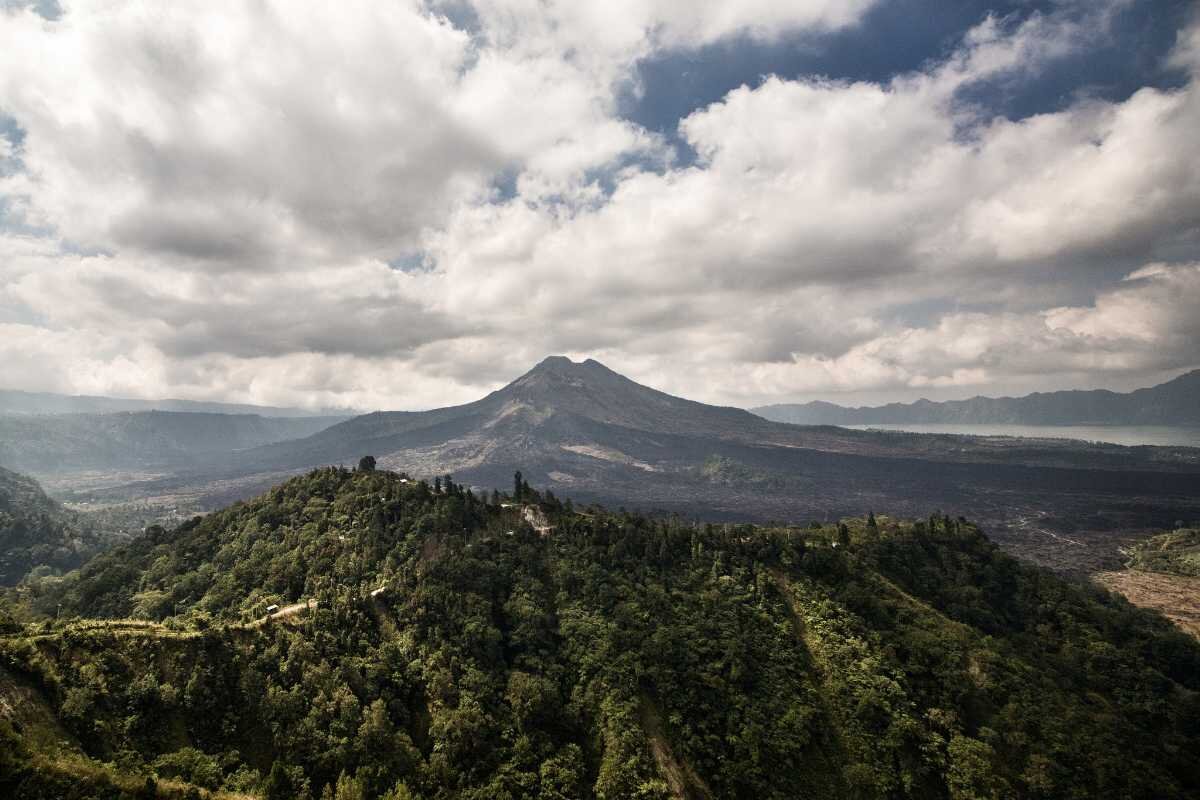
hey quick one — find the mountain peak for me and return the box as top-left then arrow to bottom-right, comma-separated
529,355 -> 611,375
479,355 -> 759,434
515,356 -> 623,389
509,356 -> 623,397
532,354 -> 576,371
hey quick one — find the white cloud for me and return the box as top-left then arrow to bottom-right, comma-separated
457,0 -> 875,65
649,263 -> 1200,403
0,1 -> 1197,409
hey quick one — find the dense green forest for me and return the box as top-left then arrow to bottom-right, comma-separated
2,467 -> 1199,799
1124,527 -> 1200,577
0,466 -> 122,586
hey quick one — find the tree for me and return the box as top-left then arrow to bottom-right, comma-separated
358,455 -> 376,472
333,770 -> 367,800
381,783 -> 418,800
264,762 -> 294,800
514,471 -> 524,501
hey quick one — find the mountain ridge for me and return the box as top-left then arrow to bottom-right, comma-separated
0,410 -> 348,476
0,387 -> 360,418
752,369 -> 1200,426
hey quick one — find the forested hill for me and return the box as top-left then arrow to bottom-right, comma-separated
753,368 -> 1200,425
0,467 -> 115,585
4,467 -> 1200,799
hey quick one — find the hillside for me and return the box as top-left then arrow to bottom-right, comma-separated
753,369 -> 1200,425
3,468 -> 1199,799
0,467 -> 117,585
1122,527 -> 1200,577
1094,527 -> 1200,639
0,411 -> 346,475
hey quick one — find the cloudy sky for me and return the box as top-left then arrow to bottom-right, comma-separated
1,0 -> 1198,411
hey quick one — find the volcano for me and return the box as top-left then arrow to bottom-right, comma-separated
197,357 -> 1200,575
234,355 -> 941,482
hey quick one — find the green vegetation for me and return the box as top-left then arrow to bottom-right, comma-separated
1124,527 -> 1200,577
696,455 -> 789,489
0,466 -> 120,586
2,467 -> 1198,799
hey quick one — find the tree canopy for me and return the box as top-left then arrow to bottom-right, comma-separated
2,467 -> 1198,799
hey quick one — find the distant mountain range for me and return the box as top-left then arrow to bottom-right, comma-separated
0,411 -> 347,474
752,369 -> 1200,426
0,388 -> 357,418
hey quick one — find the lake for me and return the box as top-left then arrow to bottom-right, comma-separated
843,423 -> 1200,448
